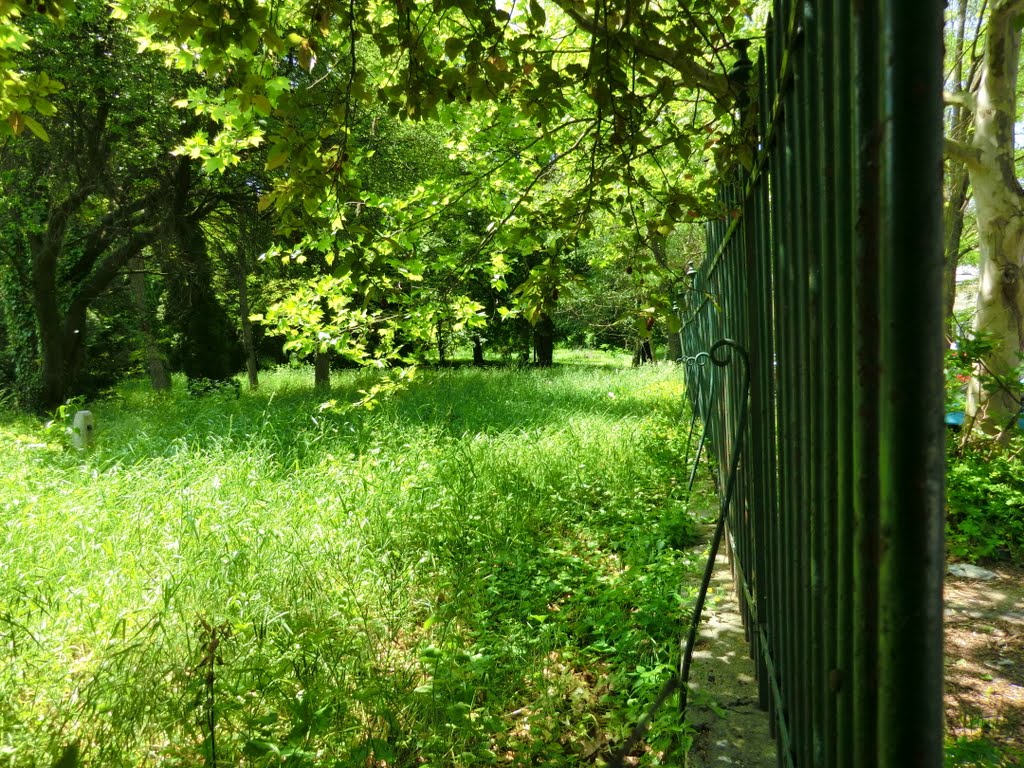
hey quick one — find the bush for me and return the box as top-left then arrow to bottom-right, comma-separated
946,439 -> 1024,563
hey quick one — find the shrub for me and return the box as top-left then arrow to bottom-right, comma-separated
946,438 -> 1024,563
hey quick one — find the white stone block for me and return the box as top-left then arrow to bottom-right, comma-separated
71,410 -> 95,450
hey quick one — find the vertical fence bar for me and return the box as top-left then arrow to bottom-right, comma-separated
802,4 -> 826,763
777,4 -> 800,763
876,2 -> 946,765
851,3 -> 881,765
762,16 -> 784,755
831,4 -> 855,766
793,5 -> 815,762
814,4 -> 838,767
754,45 -> 776,720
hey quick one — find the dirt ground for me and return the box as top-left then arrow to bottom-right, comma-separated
944,562 -> 1024,760
683,556 -> 777,767
682,558 -> 1024,766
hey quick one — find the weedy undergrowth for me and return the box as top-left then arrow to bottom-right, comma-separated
0,360 -> 712,767
944,325 -> 1024,564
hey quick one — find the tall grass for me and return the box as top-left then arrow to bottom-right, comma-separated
0,360 -> 711,767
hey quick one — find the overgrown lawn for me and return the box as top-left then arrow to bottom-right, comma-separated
0,360 -> 710,767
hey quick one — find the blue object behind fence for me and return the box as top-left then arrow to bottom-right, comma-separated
945,411 -> 1024,429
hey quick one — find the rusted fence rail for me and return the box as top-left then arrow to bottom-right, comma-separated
680,3 -> 946,766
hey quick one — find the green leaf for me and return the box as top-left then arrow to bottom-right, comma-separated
32,98 -> 56,116
265,143 -> 289,170
444,37 -> 465,59
529,0 -> 546,27
22,114 -> 48,142
203,154 -> 226,173
251,94 -> 272,115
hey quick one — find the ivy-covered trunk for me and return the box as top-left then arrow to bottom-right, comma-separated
32,238 -> 65,410
0,270 -> 39,406
129,255 -> 170,391
167,164 -> 237,388
32,229 -> 158,410
167,217 -> 237,387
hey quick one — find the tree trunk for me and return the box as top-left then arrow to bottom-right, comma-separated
967,180 -> 1024,432
436,317 -> 447,365
314,349 -> 330,389
962,1 -> 1024,437
944,0 -> 979,334
24,109 -> 106,411
534,313 -> 554,366
128,256 -> 170,391
235,249 -> 259,390
943,169 -> 971,328
32,242 -> 65,410
472,335 -> 484,366
666,325 -> 682,362
633,339 -> 654,366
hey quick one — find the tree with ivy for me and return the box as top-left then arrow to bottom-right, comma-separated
0,2 -> 273,407
0,5 -> 181,408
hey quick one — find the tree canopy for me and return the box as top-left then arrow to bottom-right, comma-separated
1,0 -> 762,407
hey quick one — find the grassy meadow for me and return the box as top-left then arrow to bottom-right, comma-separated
0,355 -> 713,767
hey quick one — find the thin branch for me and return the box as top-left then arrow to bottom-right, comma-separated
945,136 -> 982,170
546,0 -> 731,101
944,89 -> 977,112
469,123 -> 596,260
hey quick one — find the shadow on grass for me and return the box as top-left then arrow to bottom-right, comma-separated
73,363 -> 685,468
385,365 -> 680,436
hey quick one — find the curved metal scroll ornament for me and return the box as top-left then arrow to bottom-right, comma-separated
605,339 -> 750,768
681,356 -> 703,464
678,339 -> 750,716
683,352 -> 714,497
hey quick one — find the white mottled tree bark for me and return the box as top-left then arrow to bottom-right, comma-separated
950,0 -> 1024,438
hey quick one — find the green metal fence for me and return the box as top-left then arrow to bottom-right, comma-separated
680,2 -> 946,766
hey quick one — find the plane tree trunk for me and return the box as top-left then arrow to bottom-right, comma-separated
942,0 -> 981,331
948,0 -> 1024,439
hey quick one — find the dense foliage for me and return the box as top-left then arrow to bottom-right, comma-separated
0,0 -> 761,410
946,441 -> 1024,563
944,321 -> 1024,563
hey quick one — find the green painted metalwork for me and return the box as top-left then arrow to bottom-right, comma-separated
680,2 -> 945,765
